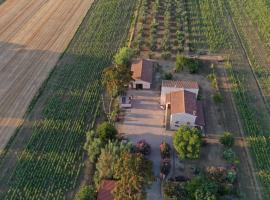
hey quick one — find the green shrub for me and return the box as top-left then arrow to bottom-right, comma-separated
213,93 -> 223,103
84,131 -> 103,163
163,182 -> 189,200
219,132 -> 234,148
161,51 -> 171,60
223,148 -> 237,163
96,122 -> 118,143
187,59 -> 199,73
75,185 -> 96,200
173,125 -> 201,160
114,47 -> 134,66
164,72 -> 173,80
175,54 -> 187,72
227,170 -> 237,184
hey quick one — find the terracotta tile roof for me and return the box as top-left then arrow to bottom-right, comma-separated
162,80 -> 199,89
195,101 -> 205,126
131,59 -> 153,83
166,90 -> 205,126
166,90 -> 197,115
97,180 -> 116,200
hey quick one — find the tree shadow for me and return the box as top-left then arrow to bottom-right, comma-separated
0,40 -> 108,198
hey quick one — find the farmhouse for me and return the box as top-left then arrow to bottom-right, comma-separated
160,80 -> 199,105
130,59 -> 153,89
161,80 -> 204,130
97,180 -> 116,200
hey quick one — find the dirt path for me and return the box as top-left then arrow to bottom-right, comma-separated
0,0 -> 94,150
117,90 -> 167,200
216,64 -> 263,200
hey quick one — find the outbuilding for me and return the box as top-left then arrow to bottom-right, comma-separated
160,80 -> 199,105
130,59 -> 153,89
165,90 -> 205,130
97,180 -> 116,200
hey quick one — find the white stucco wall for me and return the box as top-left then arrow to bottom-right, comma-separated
132,80 -> 151,89
160,87 -> 199,105
170,113 -> 196,130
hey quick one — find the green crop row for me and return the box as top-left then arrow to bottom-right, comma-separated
4,0 -> 136,199
188,0 -> 270,198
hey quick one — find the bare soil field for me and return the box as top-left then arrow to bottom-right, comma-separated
0,0 -> 93,150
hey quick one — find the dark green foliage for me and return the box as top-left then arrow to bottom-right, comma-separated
94,140 -> 132,186
175,54 -> 187,72
173,126 -> 202,160
213,93 -> 223,103
219,132 -> 234,148
75,185 -> 96,200
163,182 -> 190,200
223,148 -> 237,163
84,131 -> 103,163
185,177 -> 218,200
164,72 -> 173,80
161,51 -> 171,60
187,59 -> 199,73
114,47 -> 134,67
96,122 -> 118,143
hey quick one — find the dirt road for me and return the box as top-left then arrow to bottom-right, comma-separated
0,0 -> 93,150
117,90 -> 167,200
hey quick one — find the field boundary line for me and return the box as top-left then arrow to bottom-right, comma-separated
224,4 -> 264,200
127,0 -> 142,48
224,4 -> 270,116
222,66 -> 263,200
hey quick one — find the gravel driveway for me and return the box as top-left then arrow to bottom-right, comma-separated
117,89 -> 173,200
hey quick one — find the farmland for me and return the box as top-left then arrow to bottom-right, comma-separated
184,0 -> 270,199
133,0 -> 187,58
1,0 -> 270,199
0,0 -> 93,151
132,0 -> 270,199
0,0 -> 136,199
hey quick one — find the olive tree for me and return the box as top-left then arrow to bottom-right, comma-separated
173,125 -> 202,159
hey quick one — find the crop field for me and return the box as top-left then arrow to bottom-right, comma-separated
133,0 -> 187,57
0,0 -> 136,199
226,0 -> 270,112
185,0 -> 270,199
0,0 -> 93,151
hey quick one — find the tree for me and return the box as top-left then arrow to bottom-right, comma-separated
195,189 -> 216,200
102,65 -> 133,97
96,122 -> 118,143
102,64 -> 132,123
187,59 -> 199,73
102,66 -> 118,98
114,47 -> 134,67
219,132 -> 234,148
163,181 -> 190,200
75,185 -> 96,200
175,54 -> 187,72
223,148 -> 237,163
84,131 -> 103,163
173,125 -> 201,159
185,177 -> 218,200
114,152 -> 153,200
164,72 -> 173,80
94,141 -> 133,185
